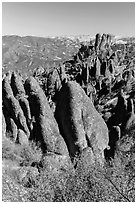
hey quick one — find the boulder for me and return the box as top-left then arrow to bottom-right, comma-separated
2,74 -> 13,98
55,81 -> 109,164
2,113 -> 6,138
42,152 -> 73,173
7,117 -> 18,142
17,129 -> 29,145
24,76 -> 69,156
103,111 -> 112,123
16,166 -> 39,187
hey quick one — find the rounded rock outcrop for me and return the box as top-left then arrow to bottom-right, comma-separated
55,81 -> 109,164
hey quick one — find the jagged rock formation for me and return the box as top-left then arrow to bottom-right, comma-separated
95,33 -> 101,51
55,81 -> 109,164
3,72 -> 70,161
2,71 -> 111,166
2,75 -> 30,138
11,72 -> 33,131
2,33 -> 135,171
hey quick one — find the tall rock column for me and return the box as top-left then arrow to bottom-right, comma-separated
2,74 -> 30,138
24,76 -> 69,156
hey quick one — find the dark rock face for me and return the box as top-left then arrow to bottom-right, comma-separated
109,126 -> 121,146
107,91 -> 135,134
107,91 -> 128,129
55,81 -> 88,159
127,98 -> 134,113
11,72 -> 26,97
104,126 -> 121,159
100,60 -> 107,76
24,76 -> 69,156
108,59 -> 115,76
95,33 -> 101,51
124,98 -> 135,131
106,34 -> 112,46
125,112 -> 135,131
55,81 -> 109,163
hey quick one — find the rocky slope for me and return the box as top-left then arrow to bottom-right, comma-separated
2,33 -> 135,202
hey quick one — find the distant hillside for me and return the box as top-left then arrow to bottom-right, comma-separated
2,35 -> 135,77
2,35 -> 81,76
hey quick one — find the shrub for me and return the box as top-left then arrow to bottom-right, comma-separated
2,126 -> 135,202
26,154 -> 134,202
2,137 -> 42,167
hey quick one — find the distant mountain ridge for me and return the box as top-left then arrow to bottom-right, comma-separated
2,35 -> 81,76
2,34 -> 135,77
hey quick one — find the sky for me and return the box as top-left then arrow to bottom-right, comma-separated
2,2 -> 135,37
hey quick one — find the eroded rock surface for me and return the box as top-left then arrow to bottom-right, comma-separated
55,81 -> 109,163
24,76 -> 69,156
